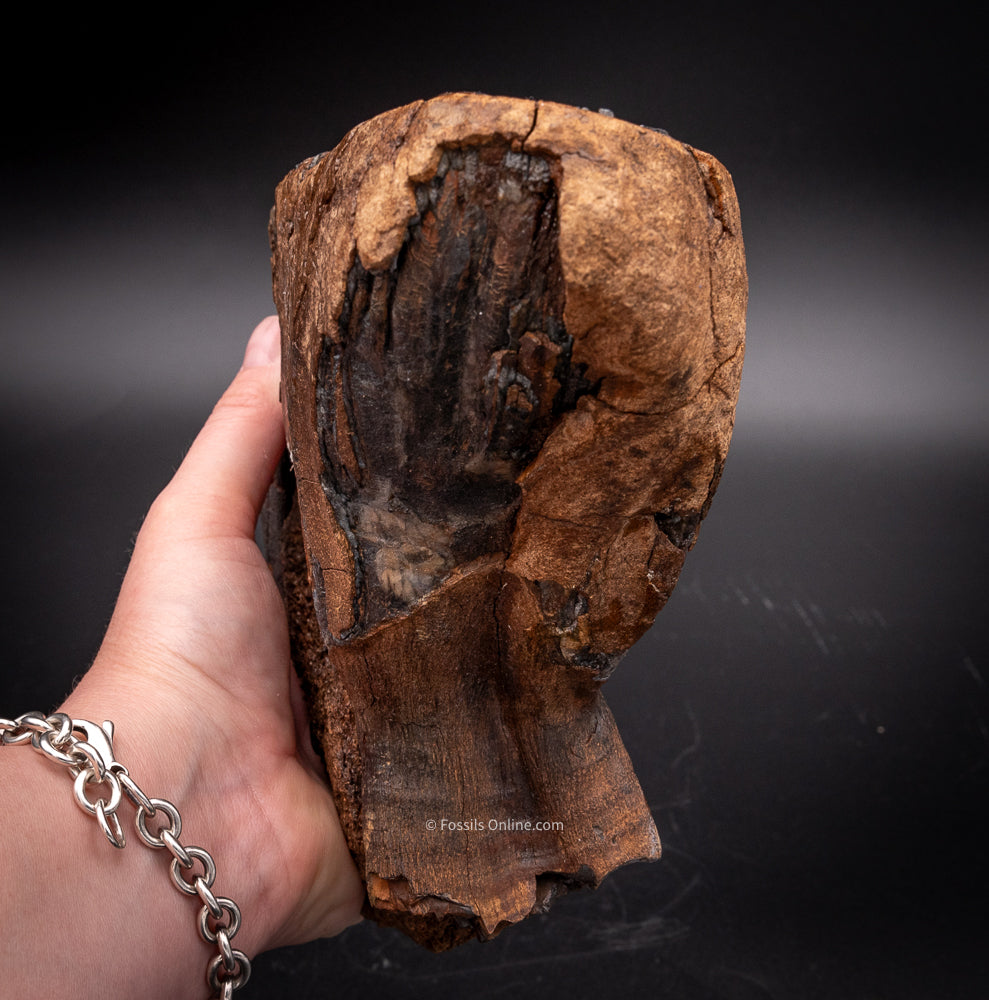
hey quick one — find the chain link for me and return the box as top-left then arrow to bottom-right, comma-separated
1,711 -> 251,998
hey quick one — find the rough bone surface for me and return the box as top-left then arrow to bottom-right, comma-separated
263,93 -> 747,951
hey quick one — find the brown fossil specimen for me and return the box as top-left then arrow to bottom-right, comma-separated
262,93 -> 746,951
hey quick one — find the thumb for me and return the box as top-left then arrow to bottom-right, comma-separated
160,315 -> 284,541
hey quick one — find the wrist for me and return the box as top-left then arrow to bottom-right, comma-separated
0,725 -> 212,998
62,654 -> 362,956
57,670 -> 261,995
60,668 -> 271,952
2,641 -> 364,995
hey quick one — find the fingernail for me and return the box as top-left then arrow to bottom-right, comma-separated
243,316 -> 281,369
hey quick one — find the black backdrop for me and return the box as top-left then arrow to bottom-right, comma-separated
2,6 -> 986,997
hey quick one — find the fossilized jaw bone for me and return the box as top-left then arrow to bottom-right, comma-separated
265,92 -> 746,951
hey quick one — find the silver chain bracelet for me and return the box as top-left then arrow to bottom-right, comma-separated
1,711 -> 251,999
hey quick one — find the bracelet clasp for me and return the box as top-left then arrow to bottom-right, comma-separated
71,719 -> 118,775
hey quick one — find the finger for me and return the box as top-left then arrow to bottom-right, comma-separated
157,316 -> 285,540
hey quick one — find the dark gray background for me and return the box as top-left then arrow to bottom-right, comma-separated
2,5 -> 986,997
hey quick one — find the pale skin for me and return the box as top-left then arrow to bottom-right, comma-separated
0,316 -> 365,996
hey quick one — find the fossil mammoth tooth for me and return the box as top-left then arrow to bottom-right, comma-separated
263,92 -> 746,951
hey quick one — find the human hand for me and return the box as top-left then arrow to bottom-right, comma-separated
1,316 -> 363,997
